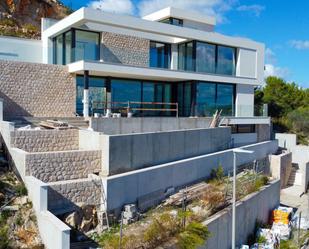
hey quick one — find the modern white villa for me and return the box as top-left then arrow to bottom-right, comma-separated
0,7 -> 283,249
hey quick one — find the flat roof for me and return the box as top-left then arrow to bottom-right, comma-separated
142,7 -> 216,26
43,8 -> 263,51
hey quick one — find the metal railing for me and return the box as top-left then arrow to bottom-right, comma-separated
91,101 -> 179,117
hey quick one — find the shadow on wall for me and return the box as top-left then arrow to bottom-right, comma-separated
0,91 -> 32,120
101,45 -> 122,64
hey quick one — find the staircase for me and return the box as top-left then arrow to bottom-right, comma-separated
287,164 -> 302,186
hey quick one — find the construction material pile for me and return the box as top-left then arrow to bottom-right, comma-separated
39,119 -> 71,130
163,182 -> 210,206
271,206 -> 293,240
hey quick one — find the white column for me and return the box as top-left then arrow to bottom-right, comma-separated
83,89 -> 89,118
0,98 -> 3,121
170,44 -> 178,70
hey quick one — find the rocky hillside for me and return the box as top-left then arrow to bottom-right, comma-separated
0,0 -> 71,39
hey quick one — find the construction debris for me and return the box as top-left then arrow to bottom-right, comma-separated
163,182 -> 210,206
39,119 -> 72,130
122,204 -> 138,225
209,109 -> 222,128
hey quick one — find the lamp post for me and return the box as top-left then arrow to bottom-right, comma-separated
232,148 -> 254,249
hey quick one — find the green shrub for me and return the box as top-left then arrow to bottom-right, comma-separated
14,184 -> 27,196
210,165 -> 225,183
22,23 -> 39,32
177,222 -> 210,249
15,213 -> 23,226
0,225 -> 9,249
144,212 -> 179,247
256,235 -> 267,243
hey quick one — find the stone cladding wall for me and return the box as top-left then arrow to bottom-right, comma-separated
10,129 -> 79,152
25,150 -> 102,182
101,32 -> 150,67
0,60 -> 75,119
47,178 -> 102,211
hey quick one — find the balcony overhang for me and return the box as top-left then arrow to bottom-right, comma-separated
68,60 -> 260,86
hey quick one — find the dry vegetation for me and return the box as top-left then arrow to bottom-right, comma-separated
94,166 -> 271,249
0,163 -> 43,249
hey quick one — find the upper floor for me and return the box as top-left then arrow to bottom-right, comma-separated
42,7 -> 265,86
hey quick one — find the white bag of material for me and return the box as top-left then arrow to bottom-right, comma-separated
271,223 -> 291,240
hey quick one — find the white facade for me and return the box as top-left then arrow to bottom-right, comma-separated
0,7 -> 266,119
0,36 -> 42,63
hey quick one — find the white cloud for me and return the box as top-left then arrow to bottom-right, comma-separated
264,64 -> 290,79
264,48 -> 290,79
236,4 -> 265,17
289,40 -> 309,50
88,0 -> 134,15
138,0 -> 238,23
265,48 -> 276,64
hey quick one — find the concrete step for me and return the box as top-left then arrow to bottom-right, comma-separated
287,166 -> 302,186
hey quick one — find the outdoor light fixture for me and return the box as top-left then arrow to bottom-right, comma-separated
232,148 -> 254,249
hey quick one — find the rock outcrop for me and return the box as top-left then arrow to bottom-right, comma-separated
0,0 -> 71,39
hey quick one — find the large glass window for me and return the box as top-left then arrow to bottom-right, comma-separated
75,30 -> 100,62
216,84 -> 235,116
76,76 -> 106,115
196,42 -> 216,74
178,81 -> 235,117
196,83 -> 216,116
178,42 -> 195,71
53,29 -> 100,65
150,42 -> 171,68
111,79 -> 142,115
178,41 -> 236,76
65,32 -> 72,64
55,35 -> 63,65
216,45 -> 236,75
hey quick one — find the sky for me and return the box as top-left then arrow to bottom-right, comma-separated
61,0 -> 309,88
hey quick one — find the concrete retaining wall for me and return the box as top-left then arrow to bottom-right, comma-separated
270,151 -> 292,188
25,150 -> 102,182
203,179 -> 280,248
11,129 -> 79,152
47,176 -> 102,212
105,127 -> 231,175
90,117 -> 213,134
25,176 -> 70,249
104,140 -> 278,213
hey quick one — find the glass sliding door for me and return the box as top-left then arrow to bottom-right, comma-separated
76,76 -> 106,116
196,82 -> 216,116
216,84 -> 235,116
111,79 -> 142,115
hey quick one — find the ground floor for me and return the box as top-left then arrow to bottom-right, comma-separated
76,74 -> 236,117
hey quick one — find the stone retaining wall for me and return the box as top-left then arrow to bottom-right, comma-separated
47,178 -> 102,212
0,60 -> 75,119
11,129 -> 79,152
25,150 -> 102,182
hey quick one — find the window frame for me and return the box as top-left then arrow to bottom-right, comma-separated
53,28 -> 101,65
